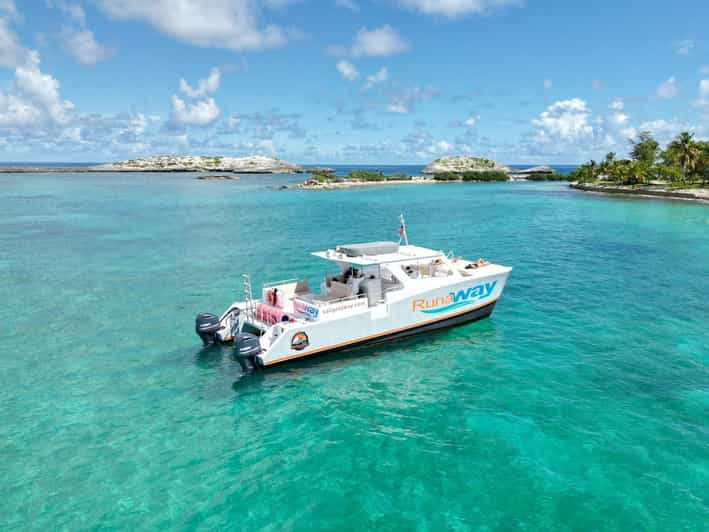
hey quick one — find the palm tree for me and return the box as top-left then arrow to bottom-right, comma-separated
667,132 -> 701,178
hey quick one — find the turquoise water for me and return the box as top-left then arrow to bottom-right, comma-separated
1,172 -> 707,530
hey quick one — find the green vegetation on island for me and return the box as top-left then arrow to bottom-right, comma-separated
433,170 -> 572,182
307,169 -> 414,183
433,170 -> 509,182
570,132 -> 709,188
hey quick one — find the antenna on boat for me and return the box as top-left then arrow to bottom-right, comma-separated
398,213 -> 409,246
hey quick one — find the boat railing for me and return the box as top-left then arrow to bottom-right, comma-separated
263,278 -> 300,288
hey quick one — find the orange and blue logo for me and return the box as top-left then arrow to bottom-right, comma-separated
412,281 -> 497,314
291,332 -> 310,351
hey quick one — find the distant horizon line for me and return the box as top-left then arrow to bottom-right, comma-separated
0,161 -> 583,167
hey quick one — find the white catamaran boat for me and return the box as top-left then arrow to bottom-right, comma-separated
195,218 -> 512,372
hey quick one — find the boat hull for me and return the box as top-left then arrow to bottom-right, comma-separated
258,266 -> 509,366
260,299 -> 497,367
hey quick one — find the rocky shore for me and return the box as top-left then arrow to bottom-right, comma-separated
93,155 -> 303,173
422,156 -> 511,174
0,155 -> 304,174
296,176 -> 434,190
571,182 -> 709,203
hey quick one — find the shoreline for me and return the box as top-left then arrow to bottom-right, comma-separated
570,182 -> 709,204
295,178 -> 435,189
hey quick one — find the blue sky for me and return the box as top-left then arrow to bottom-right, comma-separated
1,0 -> 708,163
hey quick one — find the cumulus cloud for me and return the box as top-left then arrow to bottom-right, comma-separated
695,79 -> 709,108
532,98 -> 594,144
330,25 -> 409,57
656,77 -> 678,99
608,99 -> 624,111
97,0 -> 288,51
170,68 -> 222,126
400,129 -> 459,158
385,85 -> 436,114
0,51 -> 74,128
364,66 -> 388,88
179,67 -> 221,98
48,0 -> 86,23
48,1 -> 115,65
335,60 -> 359,81
387,100 -> 409,113
449,115 -> 479,128
607,110 -> 628,126
397,0 -> 521,17
631,119 -> 705,145
62,29 -> 115,65
170,95 -> 220,126
0,17 -> 28,67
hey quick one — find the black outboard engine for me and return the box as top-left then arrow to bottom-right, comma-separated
195,313 -> 221,346
233,332 -> 261,374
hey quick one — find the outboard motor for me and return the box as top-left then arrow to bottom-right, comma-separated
195,313 -> 221,346
233,332 -> 261,374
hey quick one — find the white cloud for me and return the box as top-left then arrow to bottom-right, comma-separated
656,77 -> 678,99
49,1 -> 115,65
464,116 -> 477,127
608,111 -> 628,126
179,67 -> 221,98
387,100 -> 409,113
435,140 -> 452,152
97,0 -> 288,51
364,66 -> 387,88
48,1 -> 86,24
170,95 -> 220,126
330,25 -> 409,57
532,98 -> 594,142
62,29 -> 115,65
170,67 -> 222,126
673,39 -> 694,55
543,79 -> 552,89
608,99 -> 624,111
335,60 -> 359,81
397,0 -> 521,17
0,51 -> 74,128
696,80 -> 709,108
0,17 -> 28,67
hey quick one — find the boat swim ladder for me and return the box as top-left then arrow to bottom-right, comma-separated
242,273 -> 256,323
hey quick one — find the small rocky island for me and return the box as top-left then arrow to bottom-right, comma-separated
94,155 -> 303,174
422,156 -> 511,175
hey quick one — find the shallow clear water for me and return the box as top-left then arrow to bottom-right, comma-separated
1,173 -> 707,530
